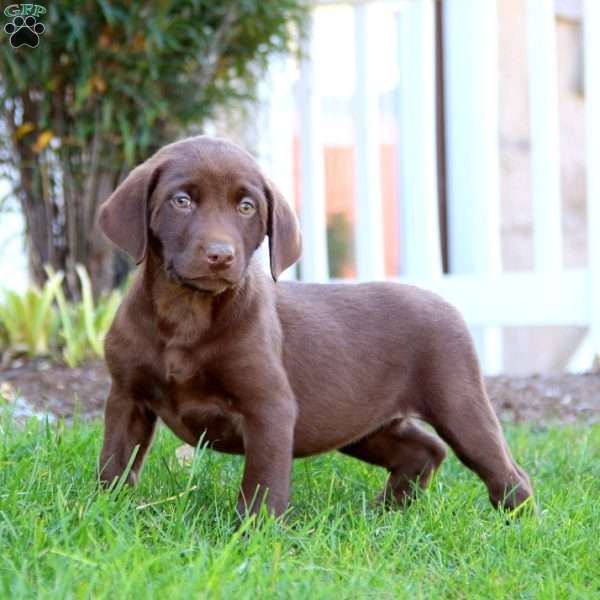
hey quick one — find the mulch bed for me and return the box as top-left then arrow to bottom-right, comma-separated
1,359 -> 109,422
1,359 -> 599,425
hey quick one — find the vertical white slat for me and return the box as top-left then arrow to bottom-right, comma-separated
527,0 -> 563,273
265,56 -> 297,281
396,0 -> 442,279
583,0 -> 600,362
297,12 -> 329,282
255,57 -> 298,279
353,2 -> 385,280
250,72 -> 273,275
443,0 -> 503,374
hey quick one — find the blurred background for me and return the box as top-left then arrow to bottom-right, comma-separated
0,0 -> 599,379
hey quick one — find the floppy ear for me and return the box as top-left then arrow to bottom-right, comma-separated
97,160 -> 162,264
265,179 -> 302,281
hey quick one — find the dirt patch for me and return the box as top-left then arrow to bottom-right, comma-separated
1,359 -> 599,425
486,373 -> 600,425
0,359 -> 109,421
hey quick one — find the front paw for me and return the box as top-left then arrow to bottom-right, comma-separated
98,459 -> 138,490
236,488 -> 288,521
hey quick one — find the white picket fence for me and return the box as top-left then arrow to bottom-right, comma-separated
257,0 -> 600,374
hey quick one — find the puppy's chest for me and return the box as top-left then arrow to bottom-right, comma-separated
136,323 -> 244,443
140,364 -> 242,446
158,312 -> 222,382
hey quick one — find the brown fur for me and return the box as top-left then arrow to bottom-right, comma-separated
97,135 -> 532,517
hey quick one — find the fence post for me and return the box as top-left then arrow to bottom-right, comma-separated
527,0 -> 563,273
396,0 -> 442,279
443,0 -> 503,374
297,12 -> 330,282
353,1 -> 385,280
584,0 -> 600,363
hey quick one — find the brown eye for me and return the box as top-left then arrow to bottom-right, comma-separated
172,194 -> 192,210
238,198 -> 255,216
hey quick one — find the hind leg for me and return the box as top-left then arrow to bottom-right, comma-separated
421,370 -> 533,510
340,419 -> 447,505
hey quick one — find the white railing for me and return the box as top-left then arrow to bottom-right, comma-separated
258,0 -> 600,374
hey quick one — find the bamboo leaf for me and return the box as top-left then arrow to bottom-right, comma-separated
76,264 -> 102,357
97,0 -> 117,25
15,123 -> 35,139
32,130 -> 54,154
117,114 -> 134,166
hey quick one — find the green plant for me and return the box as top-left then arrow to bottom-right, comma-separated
0,271 -> 63,357
0,0 -> 308,297
0,265 -> 121,366
327,212 -> 354,278
47,265 -> 121,367
76,264 -> 120,357
53,297 -> 88,368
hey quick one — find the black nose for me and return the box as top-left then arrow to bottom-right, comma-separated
206,242 -> 235,268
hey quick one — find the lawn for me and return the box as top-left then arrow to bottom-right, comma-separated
1,410 -> 599,599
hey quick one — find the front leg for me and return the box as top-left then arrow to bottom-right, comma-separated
237,403 -> 296,518
99,385 -> 157,487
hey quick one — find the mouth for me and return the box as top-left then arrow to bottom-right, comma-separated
165,268 -> 231,294
165,263 -> 237,294
181,275 -> 232,294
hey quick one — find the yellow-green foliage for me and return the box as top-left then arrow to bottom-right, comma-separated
0,266 -> 121,366
0,271 -> 63,357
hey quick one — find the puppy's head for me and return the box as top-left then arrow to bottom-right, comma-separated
98,136 -> 302,293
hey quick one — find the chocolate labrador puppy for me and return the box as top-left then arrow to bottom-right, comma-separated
97,135 -> 532,517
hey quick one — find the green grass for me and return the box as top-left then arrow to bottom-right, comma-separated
1,412 -> 599,599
